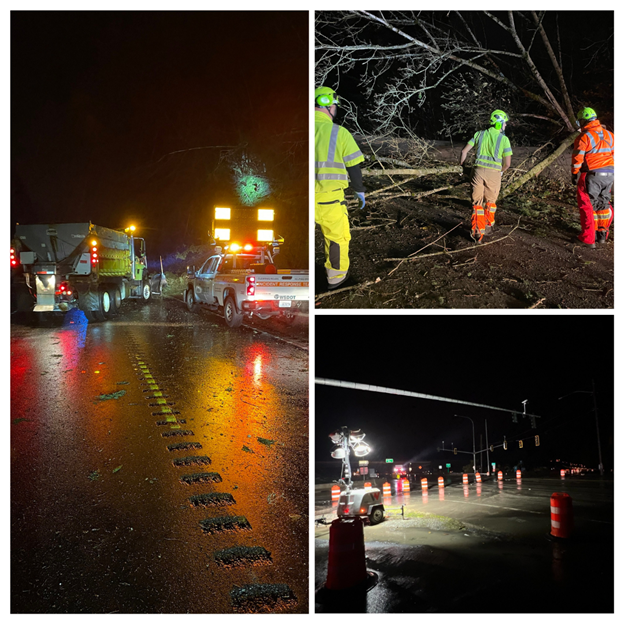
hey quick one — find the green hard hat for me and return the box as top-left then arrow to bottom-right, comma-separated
576,107 -> 597,121
315,86 -> 339,107
490,109 -> 509,126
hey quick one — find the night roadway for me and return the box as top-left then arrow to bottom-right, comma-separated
10,296 -> 308,614
314,474 -> 613,613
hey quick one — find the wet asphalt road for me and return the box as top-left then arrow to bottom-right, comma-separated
11,297 -> 308,613
315,476 -> 613,613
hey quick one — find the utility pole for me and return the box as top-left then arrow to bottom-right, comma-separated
591,379 -> 604,476
485,419 -> 490,475
455,415 -> 476,473
479,434 -> 483,471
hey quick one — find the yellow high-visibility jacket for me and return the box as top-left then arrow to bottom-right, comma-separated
315,111 -> 364,194
468,127 -> 512,171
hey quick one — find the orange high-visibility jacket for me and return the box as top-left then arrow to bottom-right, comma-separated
571,119 -> 614,174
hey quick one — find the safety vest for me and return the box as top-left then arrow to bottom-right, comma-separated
468,127 -> 513,171
315,111 -> 364,194
572,120 -> 614,174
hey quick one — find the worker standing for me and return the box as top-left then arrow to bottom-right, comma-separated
571,107 -> 614,248
460,110 -> 513,243
315,86 -> 365,290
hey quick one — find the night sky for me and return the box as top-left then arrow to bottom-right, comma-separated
11,11 -> 308,264
315,315 -> 614,473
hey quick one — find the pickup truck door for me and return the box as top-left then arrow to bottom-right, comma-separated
194,256 -> 220,303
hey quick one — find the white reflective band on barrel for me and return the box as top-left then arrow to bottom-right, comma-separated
550,506 -> 560,515
551,520 -> 561,528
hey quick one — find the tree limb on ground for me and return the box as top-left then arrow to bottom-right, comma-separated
315,222 -> 521,302
384,221 -> 521,263
502,132 -> 577,197
363,165 -> 462,177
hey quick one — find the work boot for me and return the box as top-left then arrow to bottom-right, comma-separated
576,235 -> 595,249
596,230 -> 607,244
327,271 -> 350,291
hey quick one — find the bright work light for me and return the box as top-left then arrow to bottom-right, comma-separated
257,209 -> 274,221
257,229 -> 274,242
214,228 -> 231,241
215,207 -> 231,220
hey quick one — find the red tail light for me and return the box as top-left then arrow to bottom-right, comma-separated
10,247 -> 17,266
91,245 -> 98,265
343,507 -> 350,515
246,275 -> 256,296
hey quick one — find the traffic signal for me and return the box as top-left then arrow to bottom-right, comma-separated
535,435 -> 540,446
530,416 -> 537,429
490,445 -> 494,452
453,448 -> 457,455
519,440 -> 523,449
511,412 -> 518,423
503,440 -> 508,450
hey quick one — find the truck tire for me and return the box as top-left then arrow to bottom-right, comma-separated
186,287 -> 198,312
108,287 -> 122,314
369,506 -> 384,525
141,280 -> 151,302
224,295 -> 243,328
99,288 -> 113,319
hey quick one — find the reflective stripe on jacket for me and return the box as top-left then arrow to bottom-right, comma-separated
315,111 -> 364,194
572,120 -> 614,174
468,127 -> 512,171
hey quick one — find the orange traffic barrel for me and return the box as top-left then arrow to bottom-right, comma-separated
438,476 -> 444,488
497,471 -> 503,481
382,482 -> 391,497
462,473 -> 468,485
364,482 -> 372,490
331,484 -> 340,502
402,478 -> 410,492
475,472 -> 482,483
325,517 -> 368,590
516,470 -> 521,479
550,492 -> 574,539
421,478 -> 428,491
560,469 -> 565,479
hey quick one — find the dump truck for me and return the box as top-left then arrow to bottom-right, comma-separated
13,222 -> 151,321
185,205 -> 309,328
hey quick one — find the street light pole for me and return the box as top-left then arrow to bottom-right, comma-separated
558,383 -> 604,476
455,415 -> 476,473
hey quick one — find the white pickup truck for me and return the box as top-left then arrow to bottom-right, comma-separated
185,247 -> 309,328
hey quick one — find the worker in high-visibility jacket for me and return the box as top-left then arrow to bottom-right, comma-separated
315,86 -> 365,289
460,110 -> 513,243
571,107 -> 614,247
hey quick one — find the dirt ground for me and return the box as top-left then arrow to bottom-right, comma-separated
315,139 -> 614,309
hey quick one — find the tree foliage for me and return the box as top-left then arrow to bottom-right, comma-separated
316,11 -> 613,143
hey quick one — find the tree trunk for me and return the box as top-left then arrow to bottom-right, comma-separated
501,132 -> 577,197
363,165 -> 462,177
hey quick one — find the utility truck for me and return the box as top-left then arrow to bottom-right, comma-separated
185,206 -> 309,328
13,222 -> 151,321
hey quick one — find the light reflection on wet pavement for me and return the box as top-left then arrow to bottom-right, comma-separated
314,476 -> 613,613
11,298 -> 308,613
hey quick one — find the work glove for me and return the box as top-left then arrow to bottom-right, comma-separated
461,164 -> 471,178
571,172 -> 580,186
355,192 -> 366,210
